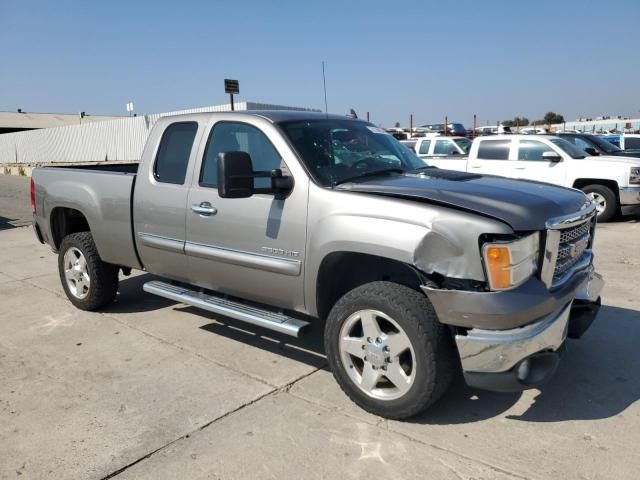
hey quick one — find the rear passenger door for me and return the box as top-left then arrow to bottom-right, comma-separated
467,138 -> 514,176
133,120 -> 202,281
185,118 -> 309,310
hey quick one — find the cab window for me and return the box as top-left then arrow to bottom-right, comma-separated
153,122 -> 198,184
200,122 -> 282,188
477,140 -> 511,160
418,140 -> 431,155
517,140 -> 555,161
433,139 -> 458,155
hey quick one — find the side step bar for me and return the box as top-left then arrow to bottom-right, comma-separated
143,280 -> 310,337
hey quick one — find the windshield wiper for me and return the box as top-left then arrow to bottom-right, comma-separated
332,168 -> 405,186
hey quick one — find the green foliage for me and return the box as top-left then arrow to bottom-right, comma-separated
543,112 -> 565,125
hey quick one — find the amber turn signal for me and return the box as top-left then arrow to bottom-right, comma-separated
484,246 -> 512,290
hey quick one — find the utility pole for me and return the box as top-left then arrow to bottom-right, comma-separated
444,116 -> 448,136
472,114 -> 476,138
366,111 -> 370,122
409,114 -> 413,137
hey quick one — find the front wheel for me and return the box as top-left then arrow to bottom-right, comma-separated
324,281 -> 455,420
581,184 -> 618,222
58,232 -> 119,310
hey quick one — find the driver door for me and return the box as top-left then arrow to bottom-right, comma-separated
512,138 -> 567,185
185,119 -> 309,310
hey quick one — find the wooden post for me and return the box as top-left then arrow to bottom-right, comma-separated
444,116 -> 448,136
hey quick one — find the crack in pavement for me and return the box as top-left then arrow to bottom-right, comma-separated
99,367 -> 324,480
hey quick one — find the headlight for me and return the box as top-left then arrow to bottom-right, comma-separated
630,167 -> 640,185
482,232 -> 539,290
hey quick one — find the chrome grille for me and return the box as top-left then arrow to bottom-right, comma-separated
559,221 -> 590,244
540,204 -> 597,289
553,220 -> 593,283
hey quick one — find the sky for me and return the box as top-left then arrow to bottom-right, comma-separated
1,0 -> 639,127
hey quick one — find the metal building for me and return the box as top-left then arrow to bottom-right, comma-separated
0,102 -> 318,166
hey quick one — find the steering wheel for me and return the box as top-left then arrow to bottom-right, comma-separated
352,157 -> 378,169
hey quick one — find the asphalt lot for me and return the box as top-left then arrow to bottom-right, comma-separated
0,174 -> 639,479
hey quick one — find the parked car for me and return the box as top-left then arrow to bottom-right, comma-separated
420,122 -> 467,136
474,125 -> 512,136
31,111 -> 603,419
556,133 -> 640,158
426,134 -> 640,221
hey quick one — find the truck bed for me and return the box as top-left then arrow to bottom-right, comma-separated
32,164 -> 142,269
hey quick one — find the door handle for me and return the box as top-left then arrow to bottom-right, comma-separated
470,165 -> 482,169
515,167 -> 526,170
191,202 -> 217,216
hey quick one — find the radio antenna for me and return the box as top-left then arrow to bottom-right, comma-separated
322,61 -> 328,117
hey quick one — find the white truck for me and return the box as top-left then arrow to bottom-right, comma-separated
425,134 -> 640,221
403,136 -> 472,173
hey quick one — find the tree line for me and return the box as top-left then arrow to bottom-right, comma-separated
502,112 -> 565,127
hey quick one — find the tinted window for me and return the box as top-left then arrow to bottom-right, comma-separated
433,139 -> 458,155
625,137 -> 640,149
418,140 -> 431,154
565,136 -> 593,152
200,122 -> 282,188
477,140 -> 511,160
154,122 -> 198,184
518,140 -> 554,161
453,137 -> 472,153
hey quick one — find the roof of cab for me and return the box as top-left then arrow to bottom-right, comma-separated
160,110 -> 359,124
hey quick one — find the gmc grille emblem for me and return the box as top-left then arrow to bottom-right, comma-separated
569,237 -> 589,259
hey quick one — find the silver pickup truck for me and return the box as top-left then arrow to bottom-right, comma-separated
31,111 -> 603,419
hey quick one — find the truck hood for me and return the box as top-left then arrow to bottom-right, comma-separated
593,155 -> 640,166
335,169 -> 590,231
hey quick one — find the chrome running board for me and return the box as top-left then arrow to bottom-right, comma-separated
143,280 -> 310,337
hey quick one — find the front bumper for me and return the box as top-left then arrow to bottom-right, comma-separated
430,270 -> 604,392
620,186 -> 640,215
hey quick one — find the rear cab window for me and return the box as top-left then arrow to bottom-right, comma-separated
154,122 -> 198,184
477,139 -> 511,160
418,140 -> 431,154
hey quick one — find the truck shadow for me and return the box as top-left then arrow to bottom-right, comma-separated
415,304 -> 640,425
108,274 -> 639,425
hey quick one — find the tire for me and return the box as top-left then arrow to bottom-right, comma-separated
581,184 -> 617,222
58,231 -> 119,311
324,281 -> 456,420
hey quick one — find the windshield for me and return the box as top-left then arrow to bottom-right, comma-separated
586,134 -> 622,153
278,119 -> 428,186
453,137 -> 472,153
549,138 -> 586,159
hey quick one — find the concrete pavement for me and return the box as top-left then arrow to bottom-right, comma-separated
0,208 -> 639,479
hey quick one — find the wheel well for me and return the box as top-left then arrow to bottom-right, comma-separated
572,179 -> 619,200
316,252 -> 423,320
50,207 -> 90,250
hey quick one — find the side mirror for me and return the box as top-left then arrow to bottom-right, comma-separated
584,147 -> 599,156
542,151 -> 563,162
218,151 -> 254,198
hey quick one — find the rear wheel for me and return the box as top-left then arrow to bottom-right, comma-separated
324,281 -> 455,420
58,232 -> 119,310
581,184 -> 617,222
